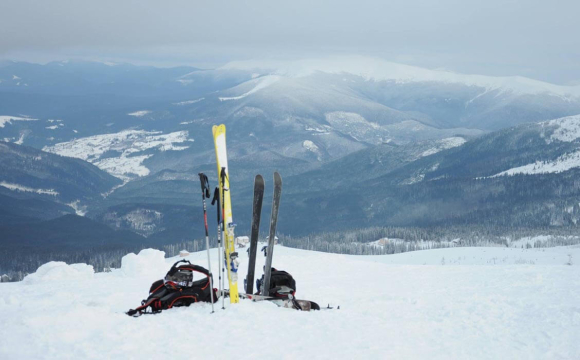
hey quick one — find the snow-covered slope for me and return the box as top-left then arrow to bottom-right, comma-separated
0,115 -> 37,128
0,181 -> 58,196
218,75 -> 281,101
490,114 -> 580,177
221,56 -> 580,98
543,114 -> 580,143
421,136 -> 466,157
43,130 -> 192,181
492,150 -> 580,177
1,245 -> 578,359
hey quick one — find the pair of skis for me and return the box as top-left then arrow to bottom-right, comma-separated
212,124 -> 239,304
207,124 -> 280,307
206,124 -> 333,311
245,172 -> 282,297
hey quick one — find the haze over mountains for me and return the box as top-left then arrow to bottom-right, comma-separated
2,56 -> 580,255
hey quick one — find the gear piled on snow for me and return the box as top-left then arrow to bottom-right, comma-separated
126,260 -> 217,317
127,124 -> 332,315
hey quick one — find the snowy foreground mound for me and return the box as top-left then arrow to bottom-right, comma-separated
1,245 -> 579,359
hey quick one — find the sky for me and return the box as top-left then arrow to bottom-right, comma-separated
1,0 -> 579,85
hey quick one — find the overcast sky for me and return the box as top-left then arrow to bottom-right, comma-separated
1,0 -> 579,84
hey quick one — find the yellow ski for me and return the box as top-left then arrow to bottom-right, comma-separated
212,124 -> 239,304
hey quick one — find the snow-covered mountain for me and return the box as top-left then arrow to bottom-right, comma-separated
85,113 -> 580,240
2,58 -> 579,195
1,244 -> 578,359
218,56 -> 580,130
43,129 -> 193,182
276,114 -> 580,233
222,56 -> 580,98
4,59 -> 580,247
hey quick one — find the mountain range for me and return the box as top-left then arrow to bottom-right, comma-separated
2,56 -> 580,252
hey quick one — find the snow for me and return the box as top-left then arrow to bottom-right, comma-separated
94,154 -> 153,181
507,235 -> 567,249
543,114 -> 580,143
305,125 -> 330,134
173,97 -> 204,105
0,181 -> 58,196
421,137 -> 466,157
302,140 -> 319,152
325,111 -> 386,144
14,133 -> 25,145
0,115 -> 38,128
368,237 -> 459,250
127,110 -> 151,117
120,249 -> 167,278
45,125 -> 59,130
1,245 -> 578,359
303,140 -> 322,161
67,200 -> 87,216
402,173 -> 425,185
492,150 -> 580,177
219,75 -> 281,101
23,262 -> 94,285
43,130 -> 191,180
221,56 -> 580,98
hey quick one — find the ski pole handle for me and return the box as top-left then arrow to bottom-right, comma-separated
198,173 -> 211,237
198,173 -> 211,199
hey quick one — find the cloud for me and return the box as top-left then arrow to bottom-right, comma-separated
0,0 -> 579,84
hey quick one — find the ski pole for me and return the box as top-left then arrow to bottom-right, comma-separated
198,173 -> 215,313
212,186 -> 225,310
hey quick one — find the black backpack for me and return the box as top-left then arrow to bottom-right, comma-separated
256,268 -> 296,297
127,260 -> 217,316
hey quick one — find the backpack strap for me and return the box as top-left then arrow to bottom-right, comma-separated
166,259 -> 192,276
126,280 -> 169,317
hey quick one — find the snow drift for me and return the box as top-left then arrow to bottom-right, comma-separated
1,245 -> 579,359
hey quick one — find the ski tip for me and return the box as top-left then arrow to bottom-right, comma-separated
255,174 -> 265,186
274,171 -> 282,183
213,124 -> 226,138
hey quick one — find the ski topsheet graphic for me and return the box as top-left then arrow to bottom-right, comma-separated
246,175 -> 264,294
262,172 -> 282,297
212,124 -> 239,304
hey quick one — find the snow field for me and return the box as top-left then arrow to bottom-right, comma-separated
421,136 -> 466,157
127,110 -> 151,117
43,129 -> 191,181
0,115 -> 38,128
1,245 -> 579,359
0,181 -> 59,196
218,75 -> 281,101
